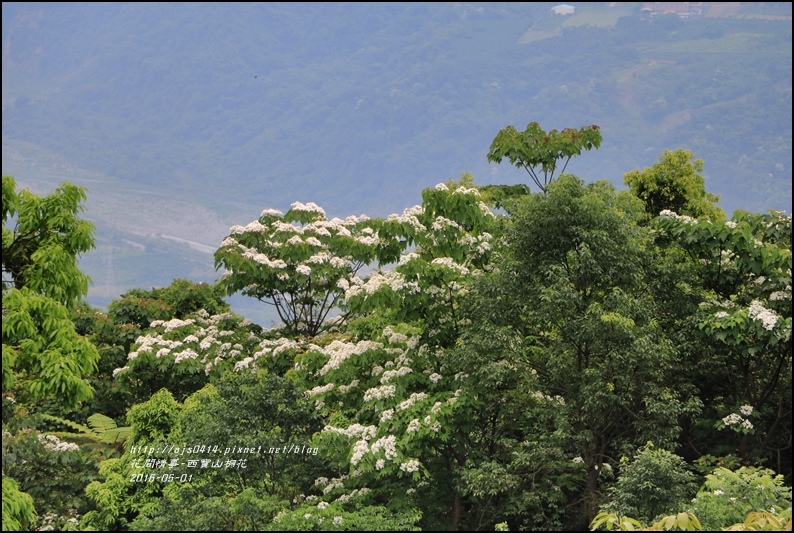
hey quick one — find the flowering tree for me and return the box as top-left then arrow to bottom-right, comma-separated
268,183 -> 547,530
112,309 -> 263,404
214,202 -> 380,336
344,182 -> 494,347
653,209 -> 791,462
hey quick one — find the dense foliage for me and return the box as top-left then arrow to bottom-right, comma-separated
1,118 -> 791,530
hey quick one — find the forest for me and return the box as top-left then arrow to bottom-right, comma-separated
2,123 -> 792,531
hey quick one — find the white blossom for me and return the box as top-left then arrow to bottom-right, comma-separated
748,300 -> 779,330
400,459 -> 421,473
722,413 -> 742,426
363,385 -> 396,402
350,440 -> 369,465
370,435 -> 398,460
291,201 -> 326,217
38,434 -> 80,452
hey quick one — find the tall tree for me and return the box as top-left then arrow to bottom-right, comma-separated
2,176 -> 101,531
496,176 -> 701,525
2,176 -> 99,409
486,122 -> 602,194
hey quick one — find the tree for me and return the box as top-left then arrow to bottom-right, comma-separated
623,149 -> 724,222
287,182 -> 513,530
214,202 -> 379,336
601,442 -> 698,523
494,175 -> 701,525
688,466 -> 792,530
2,176 -> 95,305
2,177 -> 99,409
2,176 -> 102,531
653,209 -> 791,471
486,122 -> 602,194
2,477 -> 36,531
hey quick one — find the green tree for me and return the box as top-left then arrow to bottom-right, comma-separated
495,175 -> 701,526
2,428 -> 99,530
2,176 -> 101,531
486,122 -> 602,194
688,466 -> 792,530
2,177 -> 99,408
653,209 -> 791,470
127,371 -> 330,530
602,442 -> 698,523
623,149 -> 724,222
2,176 -> 95,305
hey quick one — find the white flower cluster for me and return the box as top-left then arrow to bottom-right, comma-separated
173,348 -> 200,364
370,435 -> 398,460
659,210 -> 698,224
322,476 -> 346,495
387,208 -> 427,233
334,487 -> 370,503
38,434 -> 80,452
291,201 -> 326,217
398,252 -> 421,267
261,208 -> 284,218
432,216 -> 461,231
722,412 -> 753,430
306,383 -> 335,397
242,250 -> 288,269
397,392 -> 428,411
400,459 -> 421,473
380,366 -> 413,384
363,385 -> 397,402
431,257 -> 470,275
345,270 -> 420,299
407,419 -> 421,433
423,415 -> 441,432
770,288 -> 791,301
351,440 -> 369,465
748,300 -> 779,330
316,340 -> 384,376
337,379 -> 360,394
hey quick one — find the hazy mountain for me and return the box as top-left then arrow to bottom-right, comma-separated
3,2 -> 791,324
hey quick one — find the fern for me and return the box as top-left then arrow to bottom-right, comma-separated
40,413 -> 131,447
